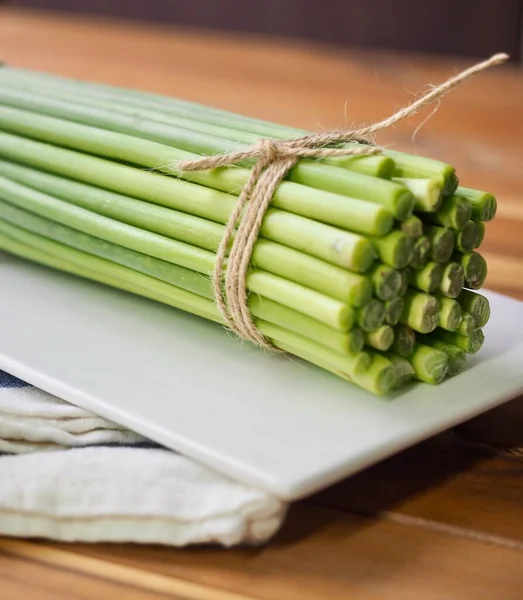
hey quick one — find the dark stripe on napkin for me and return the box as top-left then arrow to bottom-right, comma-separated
0,370 -> 31,388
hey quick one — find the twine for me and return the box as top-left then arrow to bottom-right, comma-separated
177,53 -> 508,349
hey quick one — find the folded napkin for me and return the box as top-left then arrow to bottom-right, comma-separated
0,370 -> 286,546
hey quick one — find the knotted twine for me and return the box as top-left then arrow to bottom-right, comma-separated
177,53 -> 508,350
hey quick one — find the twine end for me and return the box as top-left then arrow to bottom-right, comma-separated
489,52 -> 510,65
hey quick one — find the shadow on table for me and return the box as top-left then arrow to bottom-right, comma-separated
275,395 -> 523,546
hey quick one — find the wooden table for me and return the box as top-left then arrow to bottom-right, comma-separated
1,7 -> 523,599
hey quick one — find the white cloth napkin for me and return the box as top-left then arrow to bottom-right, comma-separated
0,370 -> 287,546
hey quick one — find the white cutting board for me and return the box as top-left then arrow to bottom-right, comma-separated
1,251 -> 523,500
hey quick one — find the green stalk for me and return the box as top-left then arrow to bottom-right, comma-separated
253,239 -> 375,306
384,149 -> 458,195
424,225 -> 455,263
456,186 -> 497,221
456,312 -> 477,336
288,161 -> 413,219
256,320 -> 372,383
422,195 -> 472,230
391,325 -> 416,358
475,222 -> 485,248
0,105 -> 399,233
233,270 -> 356,331
0,203 -> 213,297
0,216 -> 365,354
370,231 -> 414,269
393,178 -> 443,212
419,337 -> 466,376
382,353 -> 416,388
410,236 -> 431,269
0,159 -> 221,252
1,226 -> 376,382
252,238 -> 373,306
398,268 -> 412,297
0,133 -> 376,272
345,329 -> 366,356
458,290 -> 491,327
0,76 -> 254,142
0,180 -> 217,274
0,156 -> 375,307
0,84 -> 249,157
248,295 -> 364,355
2,154 -> 370,305
408,344 -> 449,384
0,67 -> 395,178
400,290 -> 440,334
0,230 -> 220,322
9,69 -> 497,220
410,262 -> 444,293
0,86 -> 398,217
435,329 -> 485,354
364,325 -> 394,351
401,215 -> 424,238
438,297 -> 462,332
384,297 -> 404,326
356,300 -> 386,332
0,88 -> 408,229
453,251 -> 488,290
455,220 -> 481,253
0,209 -> 356,332
369,264 -> 402,301
0,219 -> 365,356
347,354 -> 396,395
440,262 -> 465,298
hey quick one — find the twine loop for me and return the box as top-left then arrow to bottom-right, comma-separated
176,53 -> 508,350
257,138 -> 281,162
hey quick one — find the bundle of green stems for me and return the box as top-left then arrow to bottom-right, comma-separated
0,68 -> 495,394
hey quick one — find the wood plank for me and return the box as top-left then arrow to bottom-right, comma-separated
456,395 -> 523,449
4,502 -> 523,600
1,576 -> 67,600
0,550 -> 176,600
0,541 -> 252,600
9,0 -> 523,61
481,252 -> 523,296
481,221 -> 523,260
311,434 -> 523,544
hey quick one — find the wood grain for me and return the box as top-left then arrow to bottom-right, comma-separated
4,504 -> 523,600
9,0 -> 523,60
312,434 -> 523,543
456,395 -> 523,448
0,541 -> 250,600
0,550 -> 177,600
1,7 -> 523,599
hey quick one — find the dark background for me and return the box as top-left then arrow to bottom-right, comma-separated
4,0 -> 523,62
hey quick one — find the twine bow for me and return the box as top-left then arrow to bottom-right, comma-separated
177,53 -> 508,350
